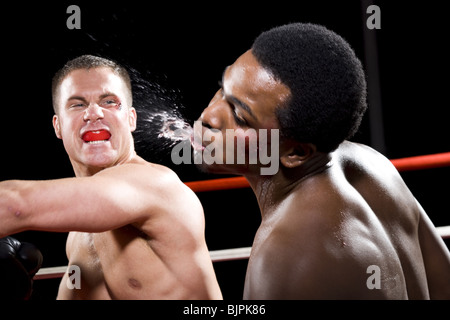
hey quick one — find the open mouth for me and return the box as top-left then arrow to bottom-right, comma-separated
82,129 -> 111,144
190,132 -> 208,151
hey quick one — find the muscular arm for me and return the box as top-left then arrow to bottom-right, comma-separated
416,200 -> 450,299
0,163 -> 179,237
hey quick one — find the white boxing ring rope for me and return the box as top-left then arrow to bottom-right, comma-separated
34,247 -> 253,280
34,226 -> 450,280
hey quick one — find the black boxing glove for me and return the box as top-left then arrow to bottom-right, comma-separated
0,236 -> 43,300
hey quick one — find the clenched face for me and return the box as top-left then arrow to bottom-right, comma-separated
196,50 -> 291,176
53,67 -> 137,176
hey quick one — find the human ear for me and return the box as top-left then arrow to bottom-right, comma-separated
280,142 -> 316,169
52,115 -> 62,139
128,107 -> 137,132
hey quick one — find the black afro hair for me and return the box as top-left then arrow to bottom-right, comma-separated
252,23 -> 367,152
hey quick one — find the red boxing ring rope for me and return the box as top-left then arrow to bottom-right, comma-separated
390,152 -> 450,172
185,152 -> 450,192
185,176 -> 249,192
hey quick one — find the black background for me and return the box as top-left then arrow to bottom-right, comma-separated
1,1 -> 448,300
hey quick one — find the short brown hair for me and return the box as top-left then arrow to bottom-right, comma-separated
51,55 -> 133,113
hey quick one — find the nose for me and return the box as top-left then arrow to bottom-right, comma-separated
199,90 -> 226,129
83,103 -> 104,122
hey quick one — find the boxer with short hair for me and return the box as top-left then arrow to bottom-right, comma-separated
0,55 -> 222,300
196,23 -> 450,299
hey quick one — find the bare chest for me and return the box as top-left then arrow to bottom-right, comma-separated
57,232 -> 109,299
67,227 -> 146,276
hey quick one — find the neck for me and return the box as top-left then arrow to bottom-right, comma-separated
245,151 -> 332,220
72,163 -> 107,177
71,151 -> 138,177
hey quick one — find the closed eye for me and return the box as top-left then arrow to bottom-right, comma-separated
232,106 -> 247,126
69,102 -> 86,108
218,78 -> 253,126
99,98 -> 120,108
218,83 -> 247,126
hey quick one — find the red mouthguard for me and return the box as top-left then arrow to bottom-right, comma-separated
82,130 -> 111,142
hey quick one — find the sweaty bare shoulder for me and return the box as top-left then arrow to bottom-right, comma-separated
336,141 -> 450,299
96,157 -> 204,227
81,158 -> 220,299
337,141 -> 420,232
